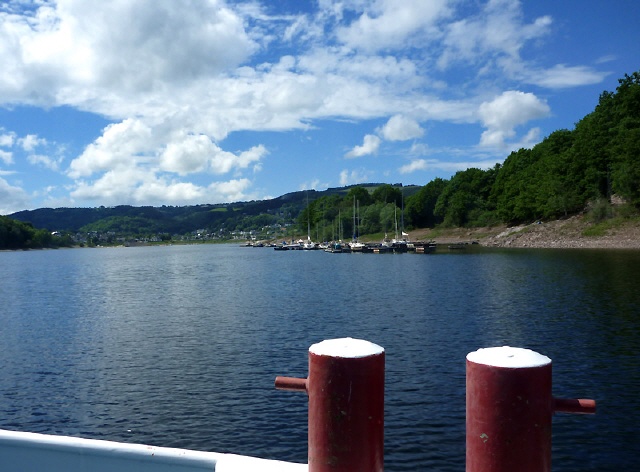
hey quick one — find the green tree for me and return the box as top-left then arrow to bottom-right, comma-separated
372,184 -> 402,205
361,202 -> 383,234
379,203 -> 398,234
491,149 -> 541,223
436,168 -> 497,227
345,186 -> 373,206
610,72 -> 640,206
405,178 -> 447,228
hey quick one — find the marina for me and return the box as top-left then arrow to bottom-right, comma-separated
242,238 -> 439,253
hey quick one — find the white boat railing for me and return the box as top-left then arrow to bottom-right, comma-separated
0,429 -> 307,472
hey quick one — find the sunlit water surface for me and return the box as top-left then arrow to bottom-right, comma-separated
1,245 -> 638,471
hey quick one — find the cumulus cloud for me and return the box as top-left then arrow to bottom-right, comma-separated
0,0 -> 612,209
70,165 -> 255,207
19,134 -> 46,152
2,129 -> 62,169
438,0 -> 552,70
346,134 -> 382,158
160,135 -> 220,176
336,0 -> 452,52
478,91 -> 550,148
68,120 -> 267,205
0,131 -> 16,147
161,138 -> 266,176
379,115 -> 424,141
399,159 -> 430,174
1,0 -> 256,104
28,154 -> 61,171
0,177 -> 31,214
0,149 -> 12,165
339,168 -> 372,186
68,119 -> 154,178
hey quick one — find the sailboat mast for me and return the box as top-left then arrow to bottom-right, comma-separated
306,191 -> 311,241
394,206 -> 398,240
352,196 -> 356,241
400,185 -> 405,236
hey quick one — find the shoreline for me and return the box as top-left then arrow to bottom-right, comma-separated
409,214 -> 640,250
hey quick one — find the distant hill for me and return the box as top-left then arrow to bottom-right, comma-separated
9,71 -> 640,242
10,183 -> 420,237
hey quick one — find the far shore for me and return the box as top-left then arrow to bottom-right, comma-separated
406,214 -> 640,250
4,214 -> 639,251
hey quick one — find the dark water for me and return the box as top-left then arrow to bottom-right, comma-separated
0,245 -> 638,471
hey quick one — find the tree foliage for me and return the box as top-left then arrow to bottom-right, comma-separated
405,178 -> 447,228
372,184 -> 403,205
0,216 -> 72,250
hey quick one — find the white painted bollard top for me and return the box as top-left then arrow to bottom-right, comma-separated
466,346 -> 551,368
310,337 -> 385,358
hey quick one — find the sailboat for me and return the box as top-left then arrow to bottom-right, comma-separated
391,190 -> 415,252
303,191 -> 318,250
348,197 -> 365,252
326,209 -> 349,253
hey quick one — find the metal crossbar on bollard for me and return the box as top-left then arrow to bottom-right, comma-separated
466,346 -> 596,472
275,338 -> 385,472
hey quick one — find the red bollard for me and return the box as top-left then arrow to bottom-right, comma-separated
275,338 -> 385,472
466,346 -> 596,472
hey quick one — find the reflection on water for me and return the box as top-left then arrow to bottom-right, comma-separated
0,245 -> 638,471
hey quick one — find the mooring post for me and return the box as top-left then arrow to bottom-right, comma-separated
465,346 -> 596,472
275,337 -> 385,472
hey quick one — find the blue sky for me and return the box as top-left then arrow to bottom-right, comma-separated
1,0 -> 638,214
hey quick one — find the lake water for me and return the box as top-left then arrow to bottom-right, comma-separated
0,244 -> 638,471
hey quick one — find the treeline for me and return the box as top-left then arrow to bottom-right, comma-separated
9,184 -> 408,239
0,216 -> 73,250
302,72 -> 640,235
402,71 -> 640,228
298,185 -> 407,240
9,71 -> 639,241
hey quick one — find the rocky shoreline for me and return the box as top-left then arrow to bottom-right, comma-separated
411,215 -> 640,250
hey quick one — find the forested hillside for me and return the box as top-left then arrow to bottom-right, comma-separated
405,71 -> 640,228
0,216 -> 73,249
10,184 -> 417,241
8,71 -> 640,243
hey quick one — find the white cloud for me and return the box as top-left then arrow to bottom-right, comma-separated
438,0 -> 552,70
70,164 -> 256,207
346,134 -> 381,158
0,0 -> 614,208
160,134 -> 219,176
336,0 -> 452,52
0,177 -> 31,214
19,134 -> 46,152
526,64 -> 609,89
515,127 -> 543,150
68,118 -> 267,205
299,179 -> 325,191
67,119 -> 154,178
478,91 -> 550,148
0,149 -> 13,165
379,115 -> 424,141
409,142 -> 429,156
339,168 -> 372,186
28,153 -> 61,171
399,157 -> 502,174
399,159 -> 430,173
1,0 -> 256,105
0,131 -> 16,147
